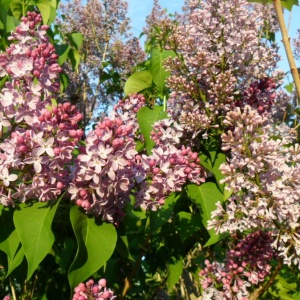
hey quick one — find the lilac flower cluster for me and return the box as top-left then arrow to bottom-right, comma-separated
110,93 -> 146,135
208,105 -> 300,268
69,115 -> 137,223
234,77 -> 276,114
294,29 -> 300,59
150,119 -> 183,147
0,11 -> 61,93
73,278 -> 116,300
135,144 -> 205,209
163,0 -> 283,141
69,93 -> 206,220
200,231 -> 275,299
0,13 -> 83,206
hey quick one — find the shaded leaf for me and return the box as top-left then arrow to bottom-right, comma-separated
186,182 -> 223,229
150,193 -> 179,233
137,105 -> 168,155
167,257 -> 183,291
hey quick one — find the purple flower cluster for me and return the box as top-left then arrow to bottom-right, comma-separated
0,13 -> 83,206
73,278 -> 116,300
110,93 -> 146,135
162,0 -> 284,141
208,105 -> 300,267
200,231 -> 275,300
0,11 -> 61,93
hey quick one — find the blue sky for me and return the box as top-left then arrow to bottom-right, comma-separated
127,0 -> 300,76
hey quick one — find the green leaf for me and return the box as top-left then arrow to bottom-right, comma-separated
69,48 -> 81,70
55,44 -> 70,66
68,206 -> 117,289
186,182 -> 223,229
167,256 -> 183,291
150,193 -> 179,233
200,151 -> 226,191
68,32 -> 83,50
0,206 -> 17,260
175,212 -> 203,242
59,72 -> 70,92
124,70 -> 152,95
36,0 -> 52,24
116,235 -> 134,261
5,15 -> 19,34
137,105 -> 168,155
9,0 -> 22,20
261,274 -> 297,299
204,232 -> 229,247
285,83 -> 294,93
13,200 -> 60,279
149,48 -> 176,94
6,244 -> 25,277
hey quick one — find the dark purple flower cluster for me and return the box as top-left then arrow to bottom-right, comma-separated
73,278 -> 116,300
234,77 -> 277,114
200,231 -> 275,299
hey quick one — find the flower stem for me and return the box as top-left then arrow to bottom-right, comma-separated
273,0 -> 300,103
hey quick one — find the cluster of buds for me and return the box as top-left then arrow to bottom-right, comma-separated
200,231 -> 275,299
73,278 -> 116,300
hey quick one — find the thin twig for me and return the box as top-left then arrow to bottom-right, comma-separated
9,277 -> 17,300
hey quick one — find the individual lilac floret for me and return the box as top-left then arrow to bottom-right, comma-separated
72,278 -> 116,300
200,231 -> 275,300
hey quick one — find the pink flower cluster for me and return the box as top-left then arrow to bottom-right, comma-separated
0,11 -> 61,93
69,93 -> 206,220
135,144 -> 205,209
110,93 -> 146,135
208,105 -> 300,268
0,13 -> 83,206
200,231 -> 275,300
73,278 -> 116,300
150,119 -> 183,147
69,115 -> 137,223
